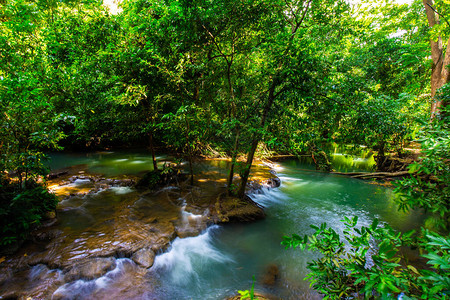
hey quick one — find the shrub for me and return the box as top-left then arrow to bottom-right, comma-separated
282,217 -> 449,299
0,178 -> 58,247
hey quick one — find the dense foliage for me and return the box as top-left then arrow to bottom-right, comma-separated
0,177 -> 58,247
283,108 -> 450,298
0,0 -> 434,178
283,217 -> 450,299
0,0 -> 449,287
395,106 -> 450,231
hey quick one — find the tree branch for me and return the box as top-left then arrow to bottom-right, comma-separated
317,92 -> 352,109
292,0 -> 312,36
426,3 -> 450,27
202,24 -> 230,65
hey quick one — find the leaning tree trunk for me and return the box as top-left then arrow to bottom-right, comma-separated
237,78 -> 277,199
423,0 -> 450,118
236,0 -> 310,198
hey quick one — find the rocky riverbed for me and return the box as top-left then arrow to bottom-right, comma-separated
0,159 -> 280,299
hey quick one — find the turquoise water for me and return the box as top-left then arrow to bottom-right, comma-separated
47,150 -> 167,176
149,160 -> 423,299
45,151 -> 423,299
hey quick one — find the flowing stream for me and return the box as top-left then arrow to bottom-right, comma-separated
148,160 -> 423,299
1,150 -> 424,299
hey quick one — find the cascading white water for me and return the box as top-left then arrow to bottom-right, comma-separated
152,225 -> 233,286
146,166 -> 409,299
1,152 -> 421,300
52,258 -> 141,299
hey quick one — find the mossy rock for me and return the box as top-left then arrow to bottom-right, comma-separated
135,168 -> 186,190
135,170 -> 162,190
213,194 -> 265,223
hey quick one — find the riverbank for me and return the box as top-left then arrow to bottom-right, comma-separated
0,157 -> 281,299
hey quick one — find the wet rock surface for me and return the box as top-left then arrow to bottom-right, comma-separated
131,247 -> 156,268
0,160 -> 280,299
248,177 -> 281,194
175,226 -> 204,238
211,194 -> 266,223
64,257 -> 116,281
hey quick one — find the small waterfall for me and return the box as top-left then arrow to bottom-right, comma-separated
180,201 -> 203,227
249,183 -> 288,207
152,226 -> 234,286
52,258 -> 138,299
0,152 -> 416,300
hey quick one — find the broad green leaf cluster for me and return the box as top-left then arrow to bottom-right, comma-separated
283,217 -> 449,299
283,106 -> 450,299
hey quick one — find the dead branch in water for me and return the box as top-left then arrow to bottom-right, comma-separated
331,171 -> 411,179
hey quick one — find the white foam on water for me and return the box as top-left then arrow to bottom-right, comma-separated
51,179 -> 92,195
262,161 -> 283,171
29,264 -> 48,280
73,178 -> 92,185
130,160 -> 146,164
52,258 -> 133,299
110,186 -> 133,194
249,187 -> 289,207
180,202 -> 203,220
272,164 -> 284,172
152,226 -> 233,285
353,157 -> 367,162
29,264 -> 63,283
114,159 -> 128,162
333,153 -> 345,157
182,210 -> 203,219
180,205 -> 204,229
278,175 -> 302,182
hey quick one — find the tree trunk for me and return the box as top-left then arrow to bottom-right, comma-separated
236,0 -> 310,198
331,171 -> 410,179
375,142 -> 386,171
237,77 -> 278,199
183,117 -> 194,186
149,132 -> 158,171
187,148 -> 194,186
237,139 -> 259,199
423,0 -> 450,118
227,128 -> 240,196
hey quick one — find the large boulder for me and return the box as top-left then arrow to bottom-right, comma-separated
212,194 -> 265,223
135,168 -> 186,190
131,248 -> 155,268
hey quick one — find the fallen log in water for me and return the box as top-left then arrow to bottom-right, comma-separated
331,171 -> 411,179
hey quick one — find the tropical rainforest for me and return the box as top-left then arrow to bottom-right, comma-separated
0,0 -> 449,298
